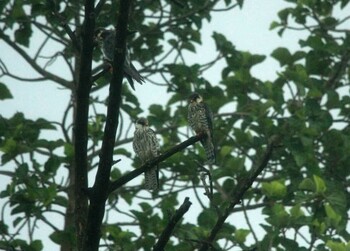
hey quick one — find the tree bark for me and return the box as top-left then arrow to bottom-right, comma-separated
82,0 -> 131,250
74,0 -> 96,250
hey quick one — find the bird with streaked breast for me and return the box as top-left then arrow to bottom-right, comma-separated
133,117 -> 160,190
188,92 -> 216,164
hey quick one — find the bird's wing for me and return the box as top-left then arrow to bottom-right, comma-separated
149,128 -> 160,156
123,61 -> 145,84
203,102 -> 214,138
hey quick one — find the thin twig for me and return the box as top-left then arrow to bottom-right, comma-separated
197,162 -> 213,200
0,31 -> 72,88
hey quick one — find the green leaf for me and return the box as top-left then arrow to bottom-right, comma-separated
305,51 -> 331,75
0,0 -> 10,14
54,196 -> 68,207
341,0 -> 350,8
0,83 -> 13,100
326,90 -> 340,109
278,237 -> 300,250
299,178 -> 314,191
64,143 -> 74,159
149,104 -> 164,117
130,209 -> 147,222
326,240 -> 349,251
324,203 -> 342,227
267,204 -> 289,227
212,32 -> 236,54
139,202 -> 152,212
312,219 -> 326,235
197,209 -> 216,228
44,156 -> 61,175
15,23 -> 32,47
182,41 -> 196,52
236,0 -> 244,8
277,8 -> 292,24
0,220 -> 8,235
262,180 -> 287,199
1,138 -> 17,154
325,189 -> 347,216
313,175 -> 326,194
13,217 -> 24,228
290,204 -> 305,219
271,47 -> 292,66
234,229 -> 250,244
29,240 -> 43,251
35,118 -> 56,130
50,230 -> 75,246
269,21 -> 280,30
220,145 -> 233,158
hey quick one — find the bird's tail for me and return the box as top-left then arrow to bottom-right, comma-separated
202,138 -> 216,164
124,62 -> 145,87
144,165 -> 159,190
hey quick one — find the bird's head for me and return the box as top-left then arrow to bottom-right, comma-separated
94,28 -> 113,42
95,28 -> 137,41
135,117 -> 149,129
188,92 -> 203,104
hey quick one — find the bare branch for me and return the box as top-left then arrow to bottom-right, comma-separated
84,0 -> 131,250
0,32 -> 72,88
198,136 -> 279,251
92,64 -> 110,83
326,50 -> 350,89
0,58 -> 46,82
153,197 -> 192,251
196,161 -> 213,201
213,3 -> 238,11
49,1 -> 81,51
32,21 -> 70,46
74,0 -> 96,249
34,32 -> 51,61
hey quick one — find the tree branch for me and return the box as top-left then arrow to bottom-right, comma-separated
0,31 -> 72,88
74,0 -> 96,249
108,134 -> 204,193
84,0 -> 131,250
198,136 -> 278,251
153,197 -> 192,251
95,0 -> 107,17
326,49 -> 350,89
47,0 -> 81,51
0,58 -> 46,82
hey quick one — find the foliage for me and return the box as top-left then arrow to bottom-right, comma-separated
0,0 -> 350,250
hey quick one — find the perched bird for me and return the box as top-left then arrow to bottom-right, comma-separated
133,118 -> 160,190
95,28 -> 145,90
188,92 -> 215,164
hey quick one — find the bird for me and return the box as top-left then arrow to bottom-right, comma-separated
133,117 -> 160,190
188,92 -> 215,164
95,28 -> 145,90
